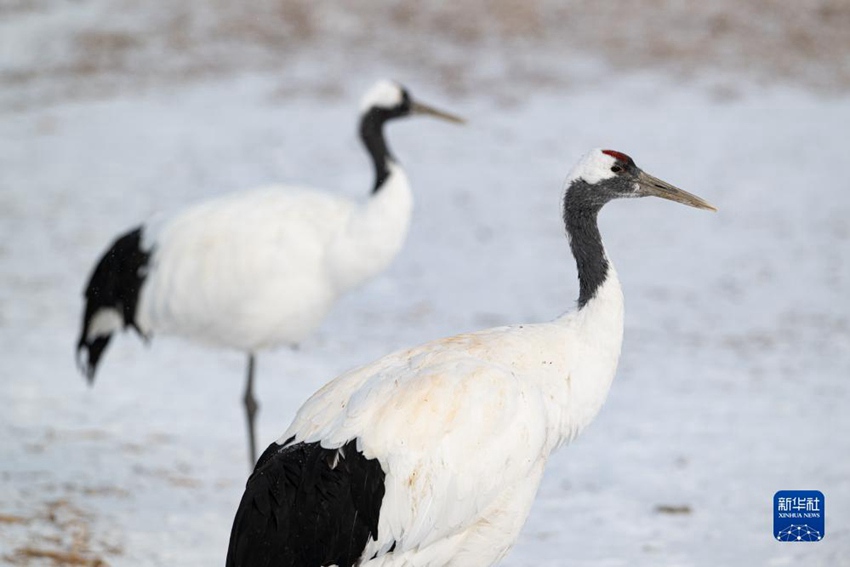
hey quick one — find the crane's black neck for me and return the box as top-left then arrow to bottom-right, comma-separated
359,108 -> 398,194
563,180 -> 610,309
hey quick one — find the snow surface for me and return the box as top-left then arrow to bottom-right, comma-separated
1,61 -> 849,566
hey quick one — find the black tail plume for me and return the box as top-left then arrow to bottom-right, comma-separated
77,226 -> 151,382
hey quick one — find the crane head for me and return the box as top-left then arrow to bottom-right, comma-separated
565,149 -> 716,212
360,80 -> 465,125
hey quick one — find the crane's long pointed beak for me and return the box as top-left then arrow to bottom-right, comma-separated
637,171 -> 717,212
410,100 -> 466,125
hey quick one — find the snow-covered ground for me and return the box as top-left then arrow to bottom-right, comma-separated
2,5 -> 850,565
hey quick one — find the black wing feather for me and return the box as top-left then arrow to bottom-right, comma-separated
226,439 -> 387,567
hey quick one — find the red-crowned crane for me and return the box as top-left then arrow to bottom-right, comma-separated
226,148 -> 716,566
76,80 -> 464,465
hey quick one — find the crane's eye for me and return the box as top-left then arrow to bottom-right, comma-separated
611,165 -> 623,173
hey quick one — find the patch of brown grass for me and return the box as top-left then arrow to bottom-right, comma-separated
11,547 -> 107,566
654,504 -> 693,515
1,500 -> 119,567
0,513 -> 29,524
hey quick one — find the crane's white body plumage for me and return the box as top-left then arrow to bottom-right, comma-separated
135,163 -> 412,352
227,148 -> 714,565
78,80 -> 464,466
278,266 -> 623,565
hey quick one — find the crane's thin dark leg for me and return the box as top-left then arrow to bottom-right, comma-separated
243,354 -> 259,467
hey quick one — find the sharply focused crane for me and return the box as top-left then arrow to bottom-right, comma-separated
226,148 -> 716,566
